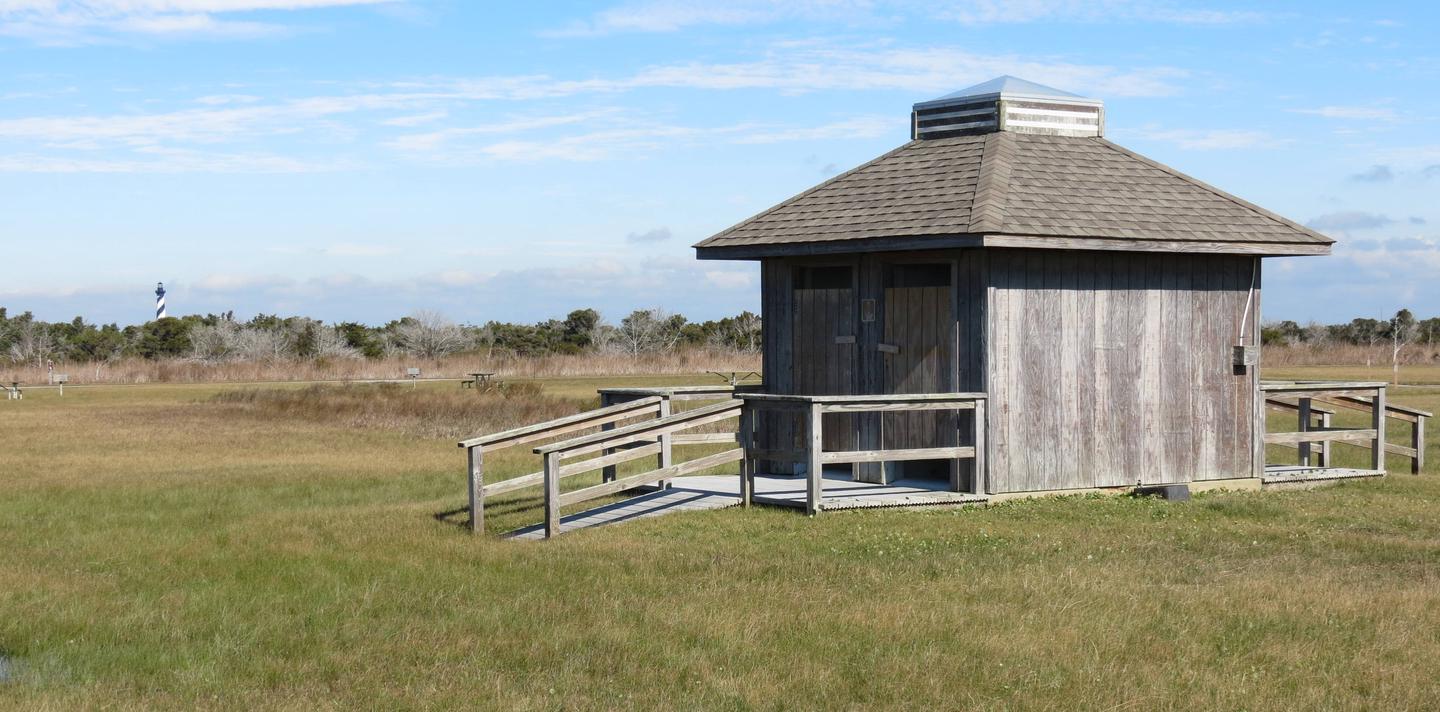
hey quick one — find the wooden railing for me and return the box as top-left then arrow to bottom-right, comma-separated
533,399 -> 745,538
737,393 -> 987,515
1262,381 -> 1430,475
456,396 -> 664,532
1265,397 -> 1338,467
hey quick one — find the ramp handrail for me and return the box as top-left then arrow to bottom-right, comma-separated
534,398 -> 745,538
456,395 -> 664,532
1261,381 -> 1429,474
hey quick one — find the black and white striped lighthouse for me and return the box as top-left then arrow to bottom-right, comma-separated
155,282 -> 167,320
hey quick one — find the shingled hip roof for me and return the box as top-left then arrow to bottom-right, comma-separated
694,132 -> 1333,258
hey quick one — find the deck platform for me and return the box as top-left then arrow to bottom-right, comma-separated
507,471 -> 988,540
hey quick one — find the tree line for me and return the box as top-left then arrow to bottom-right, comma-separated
1261,309 -> 1440,348
0,307 -> 761,366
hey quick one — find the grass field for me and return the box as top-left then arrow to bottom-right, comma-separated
2,372 -> 1439,710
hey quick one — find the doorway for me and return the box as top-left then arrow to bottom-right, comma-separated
791,264 -> 858,455
879,261 -> 955,482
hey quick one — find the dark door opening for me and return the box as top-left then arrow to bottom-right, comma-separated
880,262 -> 955,483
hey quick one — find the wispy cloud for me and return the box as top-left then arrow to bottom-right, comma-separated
0,0 -> 396,45
933,0 -> 1265,25
626,227 -> 673,243
1349,165 -> 1394,183
1128,127 -> 1283,150
548,0 -> 1264,36
730,116 -> 891,143
0,148 -> 346,173
1306,211 -> 1395,232
0,41 -> 1187,171
323,243 -> 399,257
544,0 -> 876,37
1290,105 -> 1397,121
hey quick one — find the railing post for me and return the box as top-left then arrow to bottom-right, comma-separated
1318,411 -> 1332,467
656,396 -> 673,490
973,398 -> 988,495
1372,386 -> 1387,472
738,403 -> 754,507
1413,415 -> 1426,475
467,446 -> 484,534
806,403 -> 823,516
544,452 -> 562,539
1298,398 -> 1312,467
599,392 -> 616,483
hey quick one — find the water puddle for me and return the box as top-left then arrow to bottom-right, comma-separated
0,654 -> 11,683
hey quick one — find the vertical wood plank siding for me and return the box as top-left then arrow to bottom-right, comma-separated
984,248 -> 1257,491
761,248 -> 1255,491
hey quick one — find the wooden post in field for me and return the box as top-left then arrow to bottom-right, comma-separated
544,452 -> 562,539
738,404 -> 754,507
1298,398 -> 1312,467
467,446 -> 484,533
1372,386 -> 1387,472
973,399 -> 988,495
805,403 -> 823,516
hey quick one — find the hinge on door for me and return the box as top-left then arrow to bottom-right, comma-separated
877,343 -> 899,354
834,335 -> 856,344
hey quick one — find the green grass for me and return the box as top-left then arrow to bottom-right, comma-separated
2,373 -> 1439,710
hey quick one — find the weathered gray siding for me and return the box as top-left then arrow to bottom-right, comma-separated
984,249 -> 1260,492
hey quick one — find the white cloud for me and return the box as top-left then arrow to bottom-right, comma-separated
732,116 -> 891,144
0,0 -> 396,44
626,227 -> 672,243
933,0 -> 1264,25
1127,126 -> 1284,150
1291,105 -> 1397,121
384,112 -> 607,153
0,41 -> 1187,171
0,148 -> 343,172
704,270 -> 753,289
322,243 -> 399,257
378,110 -> 449,127
548,0 -> 1263,36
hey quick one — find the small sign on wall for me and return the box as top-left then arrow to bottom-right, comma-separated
861,298 -> 876,323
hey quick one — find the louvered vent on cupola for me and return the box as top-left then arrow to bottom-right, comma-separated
911,75 -> 1105,140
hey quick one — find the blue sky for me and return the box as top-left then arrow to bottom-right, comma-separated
1,1 -> 1437,327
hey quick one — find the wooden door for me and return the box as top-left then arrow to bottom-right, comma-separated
791,265 -> 857,452
880,263 -> 955,463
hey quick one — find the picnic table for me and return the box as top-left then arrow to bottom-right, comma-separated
462,372 -> 497,390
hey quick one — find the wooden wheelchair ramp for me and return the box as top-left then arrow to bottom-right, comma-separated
505,471 -> 989,540
506,482 -> 741,540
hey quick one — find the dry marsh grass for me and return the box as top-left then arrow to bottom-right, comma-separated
1265,342 -> 1440,368
208,382 -> 584,441
4,350 -> 761,386
0,374 -> 1438,710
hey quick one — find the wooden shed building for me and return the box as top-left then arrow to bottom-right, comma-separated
694,76 -> 1335,494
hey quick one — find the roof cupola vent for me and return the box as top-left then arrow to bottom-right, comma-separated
911,75 -> 1104,140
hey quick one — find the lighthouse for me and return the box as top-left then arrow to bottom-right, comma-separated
155,282 -> 167,320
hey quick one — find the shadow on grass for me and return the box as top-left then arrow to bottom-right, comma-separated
432,493 -> 548,533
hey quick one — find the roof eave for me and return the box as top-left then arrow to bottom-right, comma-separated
694,232 -> 1332,260
694,234 -> 984,260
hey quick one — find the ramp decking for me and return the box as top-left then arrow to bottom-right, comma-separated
506,471 -> 988,540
